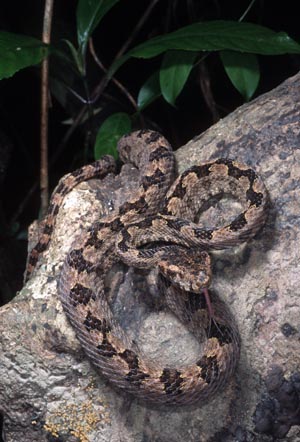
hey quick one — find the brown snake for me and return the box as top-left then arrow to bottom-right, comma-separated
25,130 -> 268,406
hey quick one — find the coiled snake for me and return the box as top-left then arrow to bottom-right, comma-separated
25,130 -> 268,406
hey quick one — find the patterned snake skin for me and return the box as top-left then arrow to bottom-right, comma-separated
25,130 -> 268,406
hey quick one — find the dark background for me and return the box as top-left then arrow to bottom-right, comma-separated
1,0 -> 300,303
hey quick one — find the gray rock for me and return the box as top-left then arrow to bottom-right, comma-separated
1,72 -> 300,442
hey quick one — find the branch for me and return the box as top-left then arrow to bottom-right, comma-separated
40,0 -> 54,217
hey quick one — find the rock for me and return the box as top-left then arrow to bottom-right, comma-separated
1,72 -> 300,442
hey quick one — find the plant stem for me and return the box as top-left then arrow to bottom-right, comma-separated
40,0 -> 54,217
89,39 -> 138,112
239,0 -> 257,22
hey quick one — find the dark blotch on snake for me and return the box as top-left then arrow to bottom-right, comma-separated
42,223 -> 54,236
133,217 -> 154,229
246,187 -> 264,207
119,349 -> 139,369
28,254 -> 39,266
119,196 -> 148,216
197,355 -> 219,384
168,180 -> 186,200
99,218 -> 124,232
224,159 -> 258,186
190,164 -> 211,178
55,182 -> 67,195
72,167 -> 84,177
149,145 -> 171,162
85,229 -> 104,249
97,337 -> 117,357
69,283 -> 95,306
166,218 -> 190,229
117,229 -> 132,252
194,228 -> 213,240
142,168 -> 166,190
229,213 -> 247,231
160,368 -> 183,395
125,368 -> 150,385
34,242 -> 48,253
67,248 -> 94,273
49,203 -> 60,216
83,311 -> 111,333
145,131 -> 161,143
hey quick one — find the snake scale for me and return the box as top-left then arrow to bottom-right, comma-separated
25,129 -> 268,406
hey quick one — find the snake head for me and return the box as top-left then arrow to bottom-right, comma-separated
158,248 -> 212,293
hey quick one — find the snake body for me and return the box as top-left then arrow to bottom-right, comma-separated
25,130 -> 268,406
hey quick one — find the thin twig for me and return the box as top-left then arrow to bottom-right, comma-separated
89,38 -> 138,112
40,0 -> 54,217
89,0 -> 161,107
239,0 -> 257,22
114,0 -> 160,59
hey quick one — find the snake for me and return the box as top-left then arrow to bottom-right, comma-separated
25,129 -> 268,406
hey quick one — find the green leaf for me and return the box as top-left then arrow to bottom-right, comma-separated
137,71 -> 161,110
220,50 -> 260,101
62,39 -> 84,73
77,0 -> 120,54
160,50 -> 197,105
129,21 -> 300,59
0,31 -> 49,79
94,112 -> 131,159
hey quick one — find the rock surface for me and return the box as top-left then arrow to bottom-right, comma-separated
1,72 -> 300,442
